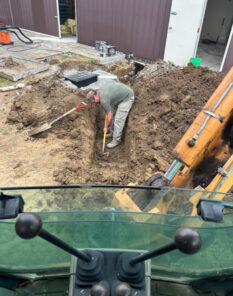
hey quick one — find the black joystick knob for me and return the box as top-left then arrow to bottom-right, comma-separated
15,213 -> 42,239
90,282 -> 108,296
115,282 -> 131,296
174,227 -> 201,254
15,213 -> 90,262
129,227 -> 202,266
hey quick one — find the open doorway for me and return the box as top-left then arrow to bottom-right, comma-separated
196,0 -> 233,71
58,0 -> 77,41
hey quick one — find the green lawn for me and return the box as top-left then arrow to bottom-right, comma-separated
0,128 -> 9,135
0,77 -> 11,86
54,53 -> 98,64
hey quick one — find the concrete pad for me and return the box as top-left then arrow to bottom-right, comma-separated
0,56 -> 49,81
196,43 -> 225,71
0,29 -> 125,64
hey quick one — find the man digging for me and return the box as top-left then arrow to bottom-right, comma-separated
87,82 -> 134,148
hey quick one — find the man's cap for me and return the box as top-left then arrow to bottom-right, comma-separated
87,90 -> 95,101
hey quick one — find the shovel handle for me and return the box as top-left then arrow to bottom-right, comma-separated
51,102 -> 87,125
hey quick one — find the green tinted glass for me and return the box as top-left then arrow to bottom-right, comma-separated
0,186 -> 233,281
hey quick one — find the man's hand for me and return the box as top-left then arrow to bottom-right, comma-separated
103,111 -> 112,134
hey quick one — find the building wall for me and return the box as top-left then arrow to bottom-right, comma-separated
201,0 -> 233,44
0,0 -> 60,37
0,0 -> 13,25
77,0 -> 172,60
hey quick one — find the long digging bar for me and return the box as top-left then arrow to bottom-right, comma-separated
27,102 -> 87,137
102,115 -> 107,152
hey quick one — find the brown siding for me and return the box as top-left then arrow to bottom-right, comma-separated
77,0 -> 172,60
9,0 -> 59,36
222,33 -> 233,73
0,0 -> 13,25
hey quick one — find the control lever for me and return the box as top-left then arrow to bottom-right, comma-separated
130,227 -> 202,265
15,214 -> 202,296
15,213 -> 90,262
116,227 -> 201,286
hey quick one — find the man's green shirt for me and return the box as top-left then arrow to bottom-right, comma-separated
98,82 -> 134,114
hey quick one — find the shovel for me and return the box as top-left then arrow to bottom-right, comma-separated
27,102 -> 87,137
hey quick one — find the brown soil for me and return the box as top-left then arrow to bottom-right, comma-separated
1,59 -> 224,187
126,63 -> 225,181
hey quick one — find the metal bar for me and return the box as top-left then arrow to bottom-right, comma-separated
214,163 -> 233,193
0,184 -> 162,190
223,201 -> 233,209
220,24 -> 233,72
130,242 -> 176,265
56,0 -> 61,38
75,0 -> 78,43
202,110 -> 223,122
39,229 -> 91,262
164,160 -> 182,181
192,81 -> 233,142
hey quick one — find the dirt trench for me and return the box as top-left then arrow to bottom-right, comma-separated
1,59 -> 225,186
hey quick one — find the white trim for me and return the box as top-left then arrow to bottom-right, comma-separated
193,0 -> 208,57
220,24 -> 233,72
75,0 -> 78,42
56,0 -> 61,38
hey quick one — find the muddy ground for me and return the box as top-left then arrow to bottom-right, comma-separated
1,58 -> 224,187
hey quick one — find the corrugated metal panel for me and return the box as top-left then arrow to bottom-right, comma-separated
31,0 -> 59,36
77,0 -> 172,60
10,0 -> 59,36
222,34 -> 233,73
0,0 -> 13,25
10,0 -> 33,30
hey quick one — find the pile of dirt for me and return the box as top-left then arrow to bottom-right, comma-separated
6,59 -> 225,185
125,63 -> 225,181
137,59 -> 180,78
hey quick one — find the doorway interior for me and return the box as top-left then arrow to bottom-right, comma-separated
58,0 -> 76,41
196,0 -> 233,71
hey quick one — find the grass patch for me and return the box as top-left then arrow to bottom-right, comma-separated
0,129 -> 9,135
54,53 -> 98,64
0,77 -> 11,87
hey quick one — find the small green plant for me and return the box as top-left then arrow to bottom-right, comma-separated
0,129 -> 9,135
56,53 -> 98,64
0,77 -> 11,86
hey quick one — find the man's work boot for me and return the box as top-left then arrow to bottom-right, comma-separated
107,140 -> 120,148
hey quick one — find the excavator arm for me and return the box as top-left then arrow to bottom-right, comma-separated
112,67 -> 233,215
